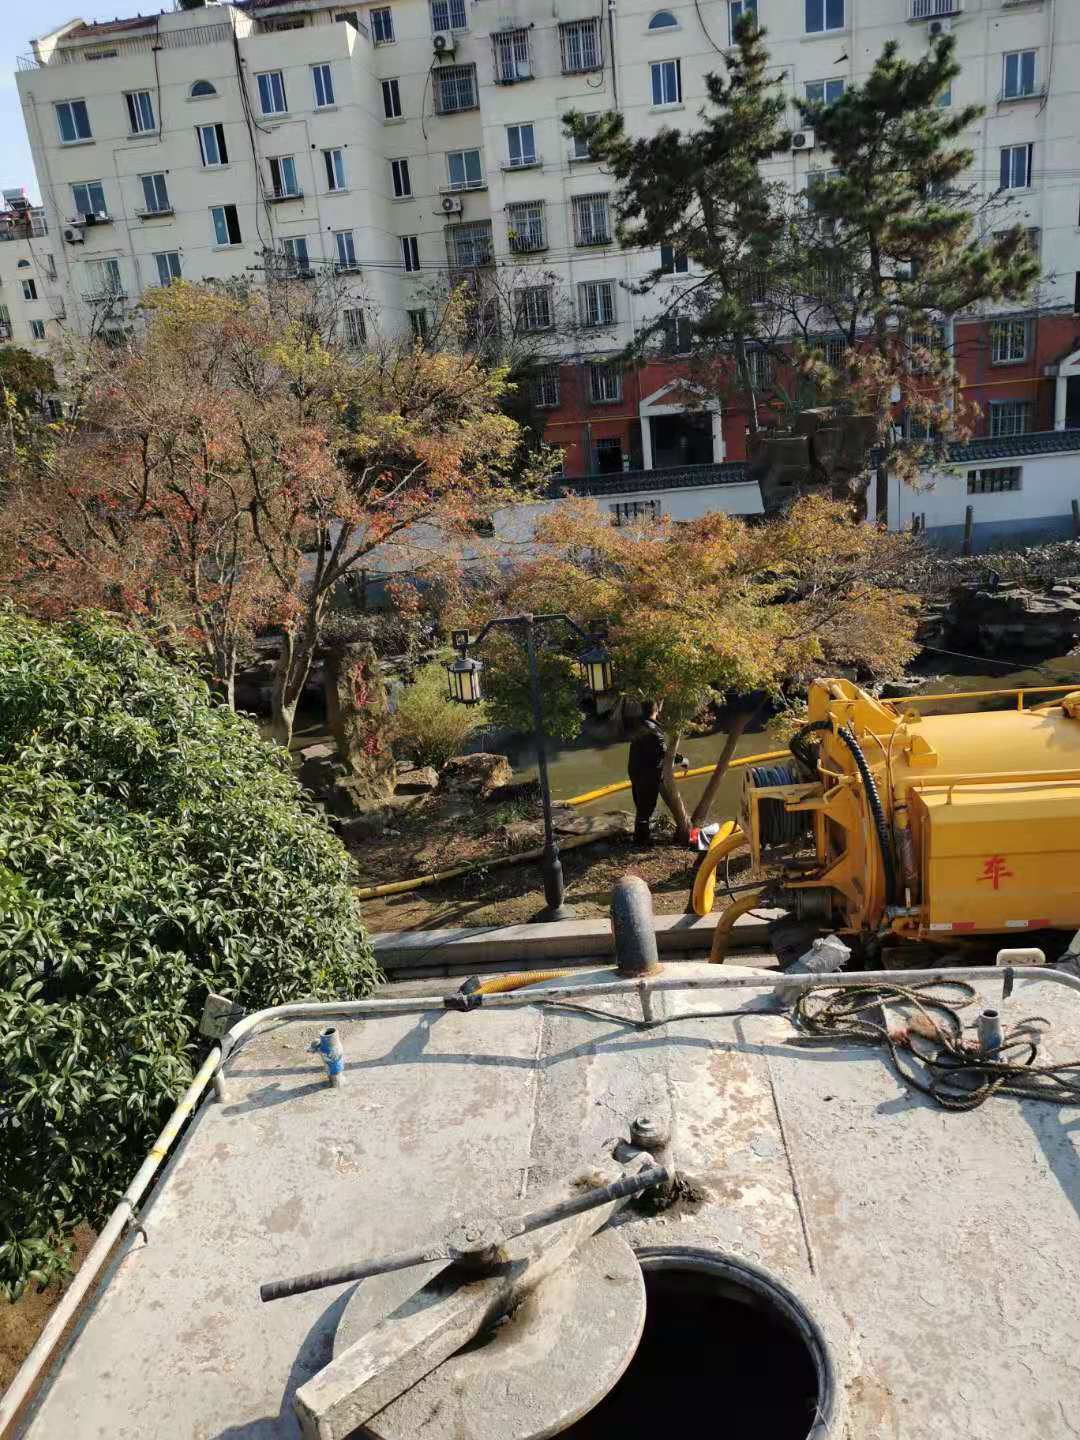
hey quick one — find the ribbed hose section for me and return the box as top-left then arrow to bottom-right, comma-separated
788,719 -> 832,775
749,762 -> 810,847
835,725 -> 899,908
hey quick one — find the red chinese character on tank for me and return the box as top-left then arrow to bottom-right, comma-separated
977,856 -> 1013,890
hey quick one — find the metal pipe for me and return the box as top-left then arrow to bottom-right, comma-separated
0,1046 -> 222,1438
976,1008 -> 1004,1055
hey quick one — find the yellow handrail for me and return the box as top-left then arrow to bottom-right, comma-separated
897,683 -> 1079,710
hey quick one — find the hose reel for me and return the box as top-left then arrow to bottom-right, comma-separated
747,762 -> 813,849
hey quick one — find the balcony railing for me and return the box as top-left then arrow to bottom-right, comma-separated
909,0 -> 962,17
18,20 -> 233,69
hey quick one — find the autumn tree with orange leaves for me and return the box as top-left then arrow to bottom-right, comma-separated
1,283 -> 539,738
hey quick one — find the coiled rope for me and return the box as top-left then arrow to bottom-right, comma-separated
790,981 -> 1080,1112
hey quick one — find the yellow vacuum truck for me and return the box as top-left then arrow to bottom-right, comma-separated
704,678 -> 1080,957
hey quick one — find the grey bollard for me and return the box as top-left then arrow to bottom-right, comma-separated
611,875 -> 661,977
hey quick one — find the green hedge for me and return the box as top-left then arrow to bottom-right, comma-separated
0,611 -> 376,1298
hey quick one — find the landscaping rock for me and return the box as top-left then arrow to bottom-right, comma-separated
328,774 -> 390,819
498,819 -> 545,852
440,752 -> 513,798
553,809 -> 632,837
336,807 -> 394,844
395,766 -> 439,795
323,640 -> 395,804
299,742 -> 337,763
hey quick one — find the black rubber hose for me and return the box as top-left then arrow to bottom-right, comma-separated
835,724 -> 900,908
788,718 -> 831,774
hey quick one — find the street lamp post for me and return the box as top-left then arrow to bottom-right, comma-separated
446,613 -> 612,923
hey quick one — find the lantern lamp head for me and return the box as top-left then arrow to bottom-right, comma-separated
578,642 -> 613,697
446,653 -> 484,706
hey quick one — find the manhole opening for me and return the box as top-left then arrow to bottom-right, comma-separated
557,1249 -> 826,1439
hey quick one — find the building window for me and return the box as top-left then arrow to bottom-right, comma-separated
281,236 -> 310,273
814,335 -> 848,369
401,234 -> 420,271
663,315 -> 694,354
190,80 -> 216,97
447,149 -> 483,190
1000,144 -> 1032,191
507,199 -> 546,252
334,229 -> 358,270
579,280 -> 616,326
382,78 -> 402,118
570,126 -> 596,162
446,220 -> 493,268
408,308 -> 429,342
370,6 -> 394,43
56,100 -> 92,143
560,19 -> 602,74
344,308 -> 366,347
431,0 -> 467,31
532,365 -> 560,408
515,286 -> 552,331
125,90 -> 156,134
493,28 -> 531,83
612,499 -> 659,524
990,319 -> 1028,365
198,123 -> 228,167
256,71 -> 288,116
154,251 -> 182,286
269,156 -> 301,199
650,59 -> 682,106
572,193 -> 612,247
211,204 -> 242,246
391,158 -> 412,197
987,400 -> 1031,437
324,148 -> 347,191
507,123 -> 537,168
434,64 -> 477,114
86,258 -> 122,297
728,0 -> 756,41
311,63 -> 335,109
805,78 -> 845,106
968,466 -> 1022,494
805,0 -> 844,33
660,243 -> 688,274
22,279 -> 38,302
648,10 -> 678,28
747,348 -> 774,389
1003,50 -> 1037,100
30,319 -> 46,340
71,181 -> 106,218
140,173 -> 170,214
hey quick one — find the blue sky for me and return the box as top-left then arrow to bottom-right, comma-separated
1,2 -> 152,202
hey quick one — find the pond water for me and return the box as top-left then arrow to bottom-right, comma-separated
500,650 -> 1080,818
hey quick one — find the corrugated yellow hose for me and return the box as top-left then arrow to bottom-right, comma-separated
562,750 -> 789,808
690,821 -> 747,918
709,889 -> 766,964
472,970 -> 577,994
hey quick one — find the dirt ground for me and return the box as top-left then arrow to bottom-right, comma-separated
0,1227 -> 95,1395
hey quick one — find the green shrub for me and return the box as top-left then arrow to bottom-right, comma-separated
0,610 -> 376,1299
393,660 -> 490,770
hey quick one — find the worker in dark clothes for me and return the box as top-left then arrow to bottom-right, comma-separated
627,699 -> 686,847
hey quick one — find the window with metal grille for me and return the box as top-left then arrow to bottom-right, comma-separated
1003,50 -> 1037,100
560,19 -> 602,74
382,79 -> 402,117
257,71 -> 287,115
1000,144 -> 1032,190
269,156 -> 301,198
140,174 -> 170,213
579,280 -> 616,326
611,499 -> 659,525
408,308 -> 429,342
125,90 -> 156,134
324,149 -> 346,191
987,400 -> 1031,437
434,65 -> 477,113
493,28 -> 530,83
154,251 -> 182,286
370,7 -> 394,43
507,200 -> 546,252
814,335 -> 847,369
86,258 -> 122,297
573,194 -> 611,246
650,59 -> 681,106
431,0 -> 467,31
447,150 -> 483,189
401,235 -> 420,271
589,363 -> 622,403
747,349 -> 774,389
660,244 -> 688,274
446,221 -> 493,268
990,320 -> 1028,365
532,365 -> 560,408
515,286 -> 552,331
71,181 -> 106,218
506,124 -> 537,168
344,308 -> 366,347
967,466 -> 1022,494
211,204 -> 242,246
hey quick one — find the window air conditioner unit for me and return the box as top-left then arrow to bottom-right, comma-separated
791,129 -> 815,151
441,195 -> 463,215
432,31 -> 456,56
64,226 -> 85,244
927,17 -> 952,36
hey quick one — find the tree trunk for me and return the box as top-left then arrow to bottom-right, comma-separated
689,713 -> 753,827
271,617 -> 322,750
659,735 -> 691,844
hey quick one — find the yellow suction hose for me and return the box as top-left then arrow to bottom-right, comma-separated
690,821 -> 747,917
471,970 -> 577,995
561,749 -> 789,808
709,889 -> 766,964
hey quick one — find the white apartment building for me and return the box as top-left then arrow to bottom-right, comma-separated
11,0 -> 1080,546
0,190 -> 63,362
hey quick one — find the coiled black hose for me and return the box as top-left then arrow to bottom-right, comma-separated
749,762 -> 811,846
788,718 -> 832,775
835,725 -> 900,908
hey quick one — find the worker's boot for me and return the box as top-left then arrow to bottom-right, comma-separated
632,819 -> 653,850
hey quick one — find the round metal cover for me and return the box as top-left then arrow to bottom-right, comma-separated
334,1229 -> 645,1440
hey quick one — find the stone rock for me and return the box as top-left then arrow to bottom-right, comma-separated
395,766 -> 439,794
300,742 -> 337,763
336,807 -> 394,844
498,819 -> 545,852
553,808 -> 632,838
328,775 -> 391,819
440,753 -> 513,798
323,640 -> 395,805
395,760 -> 416,775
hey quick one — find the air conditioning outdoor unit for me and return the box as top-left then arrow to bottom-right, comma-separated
441,195 -> 463,215
432,31 -> 456,56
927,17 -> 952,36
791,129 -> 816,151
64,226 -> 85,244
